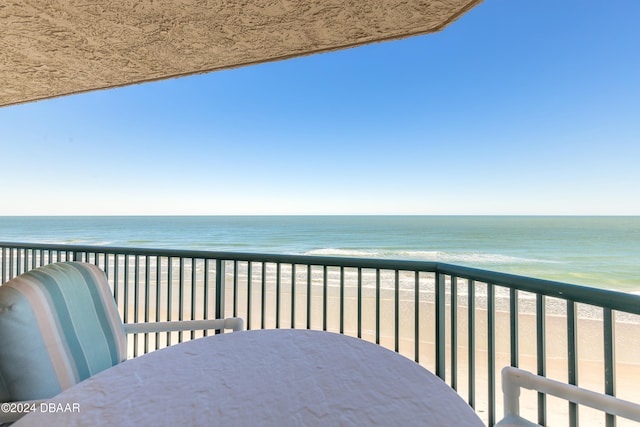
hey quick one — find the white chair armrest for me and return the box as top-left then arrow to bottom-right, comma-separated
122,317 -> 244,335
494,414 -> 540,427
498,367 -> 640,425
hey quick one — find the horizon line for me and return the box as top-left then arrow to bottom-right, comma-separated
1,214 -> 638,218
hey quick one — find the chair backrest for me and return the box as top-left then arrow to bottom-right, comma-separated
0,262 -> 127,402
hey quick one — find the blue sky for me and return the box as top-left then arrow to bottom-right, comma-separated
1,0 -> 639,215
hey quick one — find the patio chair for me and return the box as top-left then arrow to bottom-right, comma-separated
0,262 -> 243,424
495,366 -> 640,426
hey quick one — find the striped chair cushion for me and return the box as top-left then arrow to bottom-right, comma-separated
0,262 -> 126,401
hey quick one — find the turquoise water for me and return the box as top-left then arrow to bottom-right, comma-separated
0,216 -> 638,291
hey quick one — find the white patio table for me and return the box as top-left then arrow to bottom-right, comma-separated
14,329 -> 483,426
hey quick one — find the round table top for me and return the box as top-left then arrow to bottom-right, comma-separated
15,329 -> 483,426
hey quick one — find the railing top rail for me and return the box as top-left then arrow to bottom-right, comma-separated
2,241 -> 639,315
0,241 -> 439,270
437,263 -> 640,316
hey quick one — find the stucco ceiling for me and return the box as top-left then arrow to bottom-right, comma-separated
1,0 -> 482,108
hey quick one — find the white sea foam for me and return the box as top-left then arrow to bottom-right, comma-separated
305,248 -> 383,258
304,248 -> 560,264
46,239 -> 114,246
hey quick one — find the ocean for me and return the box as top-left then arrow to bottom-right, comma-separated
0,216 -> 638,292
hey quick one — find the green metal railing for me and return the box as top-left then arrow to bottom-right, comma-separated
1,242 -> 638,427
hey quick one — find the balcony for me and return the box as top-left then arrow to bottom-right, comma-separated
1,241 -> 639,426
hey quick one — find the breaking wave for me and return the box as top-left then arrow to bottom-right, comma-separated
303,248 -> 561,264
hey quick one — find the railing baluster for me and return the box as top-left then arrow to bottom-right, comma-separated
247,262 -> 252,330
323,265 -> 328,332
133,255 -> 140,356
376,269 -> 381,345
145,255 -> 150,352
203,259 -> 209,337
1,247 -> 6,283
358,268 -> 363,339
167,258 -> 173,346
451,276 -> 458,390
414,271 -> 419,363
306,265 -> 311,330
567,300 -> 579,427
291,264 -> 296,329
340,266 -> 345,335
215,259 -> 225,335
395,270 -> 400,353
220,260 -> 226,325
488,283 -> 496,427
276,263 -> 281,329
604,308 -> 616,427
468,279 -> 475,408
10,248 -> 15,279
358,267 -> 362,338
156,256 -> 162,347
191,258 -> 197,339
123,255 -> 130,324
202,258 -> 211,337
233,261 -> 239,318
261,262 -> 266,330
113,255 -> 119,306
435,273 -> 446,381
510,288 -> 519,367
537,294 -> 547,426
178,258 -> 185,343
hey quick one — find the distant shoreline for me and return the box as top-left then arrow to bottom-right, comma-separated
1,214 -> 639,217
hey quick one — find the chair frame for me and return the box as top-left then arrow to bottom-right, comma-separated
0,318 -> 243,424
0,262 -> 243,424
496,366 -> 640,426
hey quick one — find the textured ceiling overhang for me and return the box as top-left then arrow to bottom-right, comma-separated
1,0 -> 482,107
